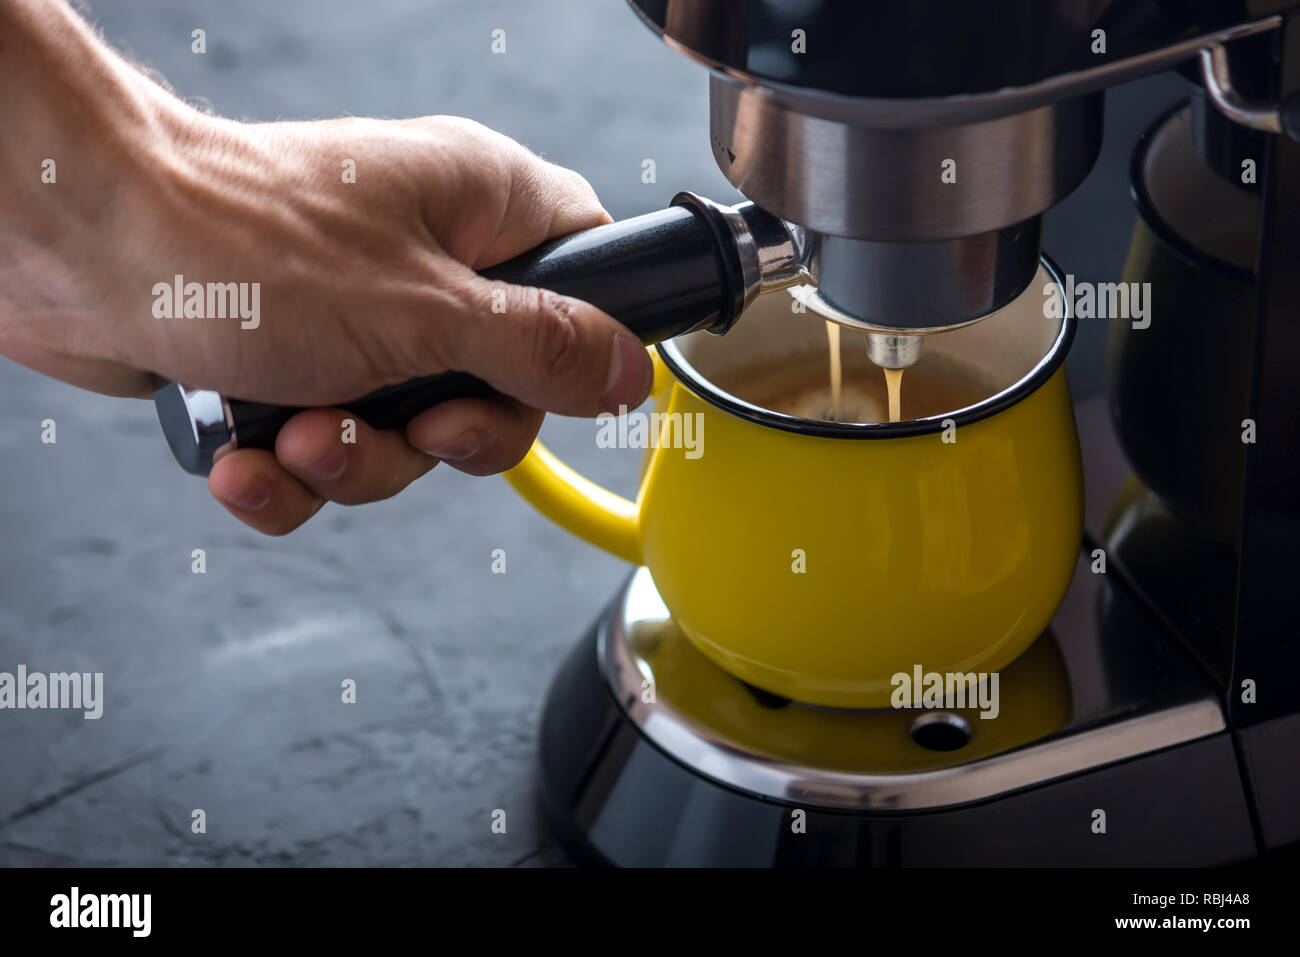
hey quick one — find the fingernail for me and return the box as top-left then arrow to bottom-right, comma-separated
421,428 -> 482,462
299,445 -> 347,481
602,334 -> 651,411
222,478 -> 271,511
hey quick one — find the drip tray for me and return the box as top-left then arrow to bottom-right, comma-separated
599,560 -> 1224,812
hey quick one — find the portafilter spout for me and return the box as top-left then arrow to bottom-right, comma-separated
788,218 -> 1045,370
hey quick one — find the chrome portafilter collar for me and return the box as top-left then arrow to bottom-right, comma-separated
787,217 -> 1045,368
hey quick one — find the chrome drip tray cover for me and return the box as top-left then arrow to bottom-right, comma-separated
598,566 -> 1224,811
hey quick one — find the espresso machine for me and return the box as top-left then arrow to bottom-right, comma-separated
154,1 -> 1300,866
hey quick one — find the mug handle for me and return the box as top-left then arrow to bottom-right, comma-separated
503,347 -> 674,566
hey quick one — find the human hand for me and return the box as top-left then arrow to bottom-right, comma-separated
0,0 -> 652,534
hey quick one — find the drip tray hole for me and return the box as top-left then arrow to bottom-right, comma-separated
910,712 -> 972,751
740,681 -> 792,710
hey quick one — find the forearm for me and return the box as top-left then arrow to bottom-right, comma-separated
0,0 -> 193,391
0,0 -> 188,237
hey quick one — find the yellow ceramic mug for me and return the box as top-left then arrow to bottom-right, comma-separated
507,259 -> 1083,708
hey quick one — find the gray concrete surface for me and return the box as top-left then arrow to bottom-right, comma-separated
0,0 -> 1188,866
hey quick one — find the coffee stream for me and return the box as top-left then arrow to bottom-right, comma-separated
825,321 -> 843,421
884,367 -> 904,424
825,321 -> 903,423
731,330 -> 982,423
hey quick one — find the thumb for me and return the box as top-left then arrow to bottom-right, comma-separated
438,277 -> 653,417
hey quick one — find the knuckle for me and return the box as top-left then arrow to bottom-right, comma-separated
377,459 -> 428,501
494,437 -> 533,473
428,114 -> 488,137
523,289 -> 586,382
261,514 -> 306,537
325,464 -> 401,507
554,165 -> 599,203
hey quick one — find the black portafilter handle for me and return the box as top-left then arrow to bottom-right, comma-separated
154,191 -> 806,476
